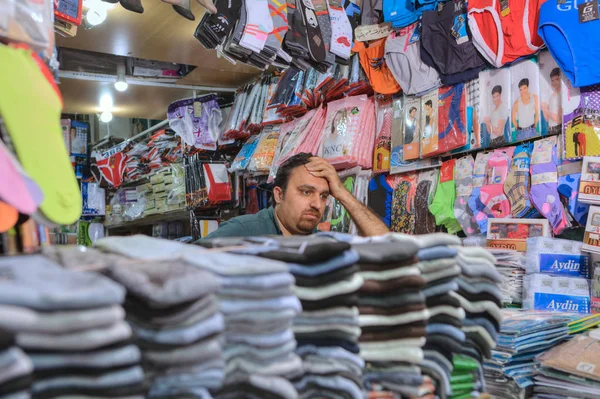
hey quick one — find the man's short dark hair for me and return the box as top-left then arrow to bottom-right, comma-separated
425,100 -> 432,107
274,152 -> 313,192
519,78 -> 529,88
550,67 -> 561,78
492,85 -> 502,95
409,107 -> 417,113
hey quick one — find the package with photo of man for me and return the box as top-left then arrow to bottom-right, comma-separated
420,89 -> 439,157
510,57 -> 542,143
480,68 -> 511,149
539,51 -> 563,137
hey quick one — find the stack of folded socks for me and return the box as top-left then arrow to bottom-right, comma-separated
183,250 -> 303,399
102,257 -> 225,399
353,235 -> 430,398
416,234 -> 465,399
0,328 -> 33,398
451,246 -> 503,399
0,255 -> 145,399
285,238 -> 364,399
451,354 -> 485,399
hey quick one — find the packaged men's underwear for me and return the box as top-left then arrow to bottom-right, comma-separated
525,237 -> 590,278
523,274 -> 590,314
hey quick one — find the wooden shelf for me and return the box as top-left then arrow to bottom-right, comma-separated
105,209 -> 190,229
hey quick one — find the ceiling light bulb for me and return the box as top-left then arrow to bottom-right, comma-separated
100,111 -> 113,123
99,94 -> 113,111
114,80 -> 128,92
114,63 -> 128,92
85,7 -> 107,26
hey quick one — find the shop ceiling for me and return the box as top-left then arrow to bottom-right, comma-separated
57,2 -> 261,119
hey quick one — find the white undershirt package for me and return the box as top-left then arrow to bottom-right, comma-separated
525,237 -> 590,278
523,274 -> 591,314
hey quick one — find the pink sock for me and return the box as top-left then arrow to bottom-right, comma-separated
479,146 -> 515,218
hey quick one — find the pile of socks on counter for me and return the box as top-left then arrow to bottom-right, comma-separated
95,234 -> 303,398
184,251 -> 303,398
488,249 -> 526,306
285,238 -> 364,398
484,311 -> 584,398
199,235 -> 364,398
353,236 -> 427,398
0,255 -> 145,399
0,329 -> 32,398
90,239 -> 226,399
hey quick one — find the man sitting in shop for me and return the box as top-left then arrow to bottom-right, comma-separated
200,153 -> 389,239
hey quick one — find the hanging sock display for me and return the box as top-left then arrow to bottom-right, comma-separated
429,159 -> 462,234
479,146 -> 515,219
0,140 -> 42,215
504,142 -> 534,218
454,155 -> 479,236
530,136 -> 569,235
557,159 -> 589,227
0,201 -> 18,233
327,0 -> 353,60
390,173 -> 418,234
240,0 -> 274,52
414,169 -> 439,235
468,151 -> 493,235
372,96 -> 393,174
0,45 -> 81,225
162,0 -> 195,19
119,0 -> 145,13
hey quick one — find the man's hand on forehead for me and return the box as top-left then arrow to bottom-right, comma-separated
304,157 -> 346,198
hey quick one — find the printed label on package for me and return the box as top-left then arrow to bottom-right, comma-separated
539,254 -> 590,277
533,293 -> 590,313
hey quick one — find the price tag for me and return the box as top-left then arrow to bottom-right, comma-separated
354,23 -> 393,42
579,0 -> 600,23
194,101 -> 203,117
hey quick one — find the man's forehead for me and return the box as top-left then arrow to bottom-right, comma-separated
290,166 -> 330,191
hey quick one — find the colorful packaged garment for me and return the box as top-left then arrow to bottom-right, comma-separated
373,95 -> 393,174
479,68 -> 511,148
420,89 -> 439,157
321,95 -> 376,169
390,173 -> 418,234
167,95 -> 222,150
526,237 -> 590,278
523,274 -> 590,313
436,83 -> 468,154
414,169 -> 439,234
564,85 -> 600,159
509,57 -> 542,143
539,51 -> 563,137
479,146 -> 516,219
230,135 -> 260,173
354,39 -> 401,95
403,95 -> 421,160
429,159 -> 462,234
247,125 -> 281,174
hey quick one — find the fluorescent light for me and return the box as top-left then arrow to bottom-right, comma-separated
114,63 -> 128,92
99,94 -> 113,111
100,111 -> 113,123
85,7 -> 107,26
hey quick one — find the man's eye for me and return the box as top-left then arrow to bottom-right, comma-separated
320,194 -> 329,200
303,191 -> 311,196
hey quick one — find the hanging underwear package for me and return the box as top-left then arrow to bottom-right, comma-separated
467,0 -> 544,68
509,57 -> 542,143
479,67 -> 511,149
557,158 -> 589,226
453,78 -> 482,154
403,95 -> 421,161
390,172 -> 418,234
420,0 -> 486,85
539,51 -> 564,138
373,95 -> 393,174
437,83 -> 468,154
167,95 -> 222,150
385,23 -> 441,96
368,173 -> 394,227
539,0 -> 600,88
204,164 -> 233,204
420,89 -> 440,157
354,39 -> 401,95
564,84 -> 600,159
454,155 -> 480,236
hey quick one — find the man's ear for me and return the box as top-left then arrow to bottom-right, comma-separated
273,186 -> 284,205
